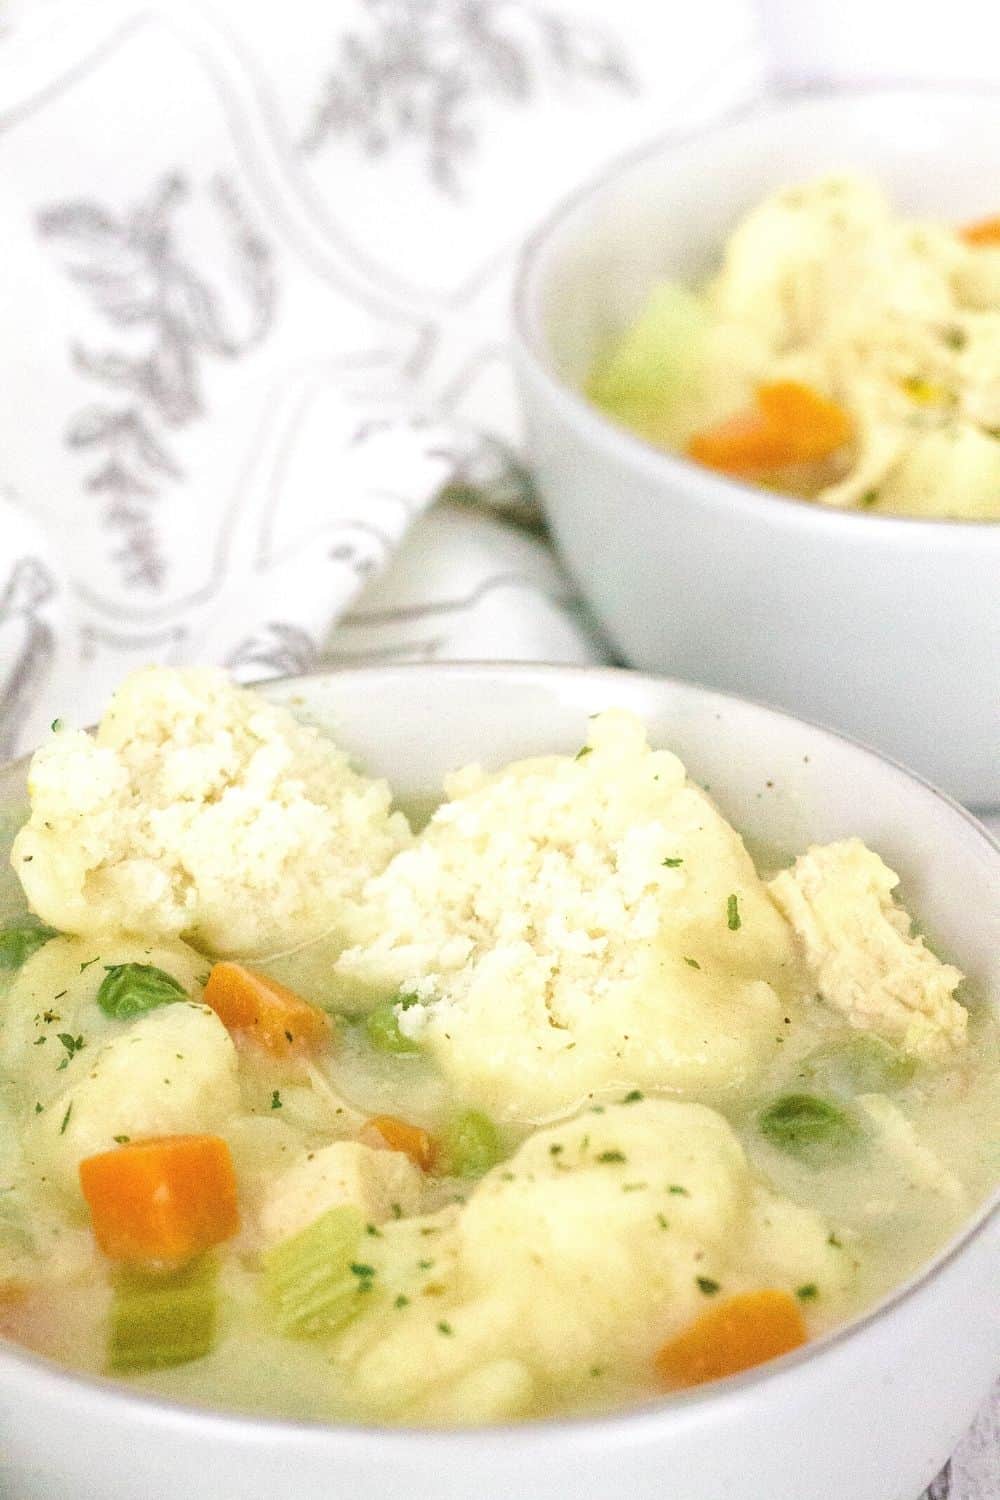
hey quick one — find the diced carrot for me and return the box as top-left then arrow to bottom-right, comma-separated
79,1135 -> 240,1265
960,215 -> 1000,246
362,1114 -> 436,1172
203,962 -> 332,1056
687,381 -> 853,475
655,1289 -> 808,1389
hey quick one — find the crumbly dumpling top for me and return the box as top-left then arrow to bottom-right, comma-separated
768,838 -> 967,1059
11,667 -> 410,957
336,710 -> 799,1121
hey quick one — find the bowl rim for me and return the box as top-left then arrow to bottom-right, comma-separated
512,83 -> 1000,539
0,659 -> 997,1450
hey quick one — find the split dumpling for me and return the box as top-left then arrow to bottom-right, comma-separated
336,711 -> 798,1121
11,667 -> 410,957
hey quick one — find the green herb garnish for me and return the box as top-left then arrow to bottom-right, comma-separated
59,1103 -> 73,1135
696,1277 -> 720,1296
726,893 -> 741,931
622,1090 -> 644,1104
96,963 -> 187,1022
796,1284 -> 819,1301
662,857 -> 683,868
683,957 -> 701,970
596,1150 -> 626,1164
0,921 -> 58,971
270,1090 -> 282,1110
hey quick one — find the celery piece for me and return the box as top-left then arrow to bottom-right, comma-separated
758,1093 -> 864,1163
365,996 -> 420,1055
586,281 -> 709,433
262,1205 -> 369,1338
802,1035 -> 916,1096
109,1256 -> 219,1373
0,921 -> 58,971
443,1110 -> 504,1179
96,963 -> 188,1021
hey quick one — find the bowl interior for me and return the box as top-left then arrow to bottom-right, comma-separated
520,89 -> 1000,393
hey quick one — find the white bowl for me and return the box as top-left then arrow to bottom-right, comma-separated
1,664 -> 997,1500
512,89 -> 1000,811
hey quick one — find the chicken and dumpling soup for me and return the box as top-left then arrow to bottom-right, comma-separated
0,670 -> 996,1426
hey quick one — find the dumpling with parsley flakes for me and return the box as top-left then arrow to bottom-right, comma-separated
335,711 -> 799,1122
338,1099 -> 848,1422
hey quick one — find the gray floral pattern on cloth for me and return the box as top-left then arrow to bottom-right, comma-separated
38,171 -> 276,588
302,0 -> 635,196
0,557 -> 56,761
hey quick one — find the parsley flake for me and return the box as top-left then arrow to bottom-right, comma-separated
668,1184 -> 689,1196
622,1089 -> 644,1104
726,893 -> 741,931
796,1283 -> 819,1301
270,1090 -> 282,1110
59,1103 -> 73,1135
683,956 -> 701,970
437,1320 -> 454,1336
596,1150 -> 626,1164
394,1294 -> 410,1309
662,857 -> 683,867
574,746 -> 592,761
696,1277 -> 720,1296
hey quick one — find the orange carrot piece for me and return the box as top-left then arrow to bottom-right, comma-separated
203,962 -> 332,1056
363,1114 -> 436,1172
960,216 -> 1000,246
655,1289 -> 808,1389
79,1135 -> 240,1264
687,381 -> 853,475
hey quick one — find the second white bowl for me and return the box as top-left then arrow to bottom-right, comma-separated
513,89 -> 1000,809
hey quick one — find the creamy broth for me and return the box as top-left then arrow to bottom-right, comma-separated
0,671 -> 996,1429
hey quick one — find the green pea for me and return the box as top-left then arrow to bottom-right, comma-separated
443,1110 -> 504,1178
365,997 -> 421,1054
758,1093 -> 863,1163
802,1034 -> 916,1095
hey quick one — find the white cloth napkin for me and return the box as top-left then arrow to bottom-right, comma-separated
0,4 -> 996,1491
0,0 -> 763,755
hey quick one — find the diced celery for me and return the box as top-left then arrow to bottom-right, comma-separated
586,281 -> 709,433
96,963 -> 188,1021
0,921 -> 58,971
443,1110 -> 504,1178
365,996 -> 420,1055
109,1256 -> 219,1373
262,1205 -> 369,1338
